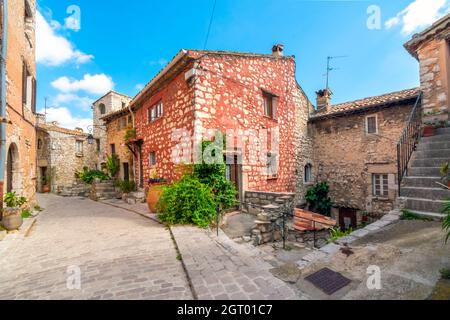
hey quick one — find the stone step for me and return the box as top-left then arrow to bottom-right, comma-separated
417,141 -> 450,151
404,197 -> 447,213
411,157 -> 450,167
421,134 -> 450,143
400,187 -> 450,200
408,210 -> 446,221
436,127 -> 450,135
408,167 -> 441,176
402,176 -> 442,188
414,149 -> 450,159
96,192 -> 118,199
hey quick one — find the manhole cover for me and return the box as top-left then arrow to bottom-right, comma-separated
305,267 -> 351,295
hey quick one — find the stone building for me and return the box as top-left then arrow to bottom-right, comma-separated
92,91 -> 132,168
309,88 -> 420,228
36,116 -> 97,195
404,14 -> 449,125
100,109 -> 135,183
0,0 -> 37,206
127,46 -> 311,206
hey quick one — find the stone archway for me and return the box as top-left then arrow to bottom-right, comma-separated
6,143 -> 21,193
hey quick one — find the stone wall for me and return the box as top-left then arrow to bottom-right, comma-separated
310,103 -> 414,218
3,0 -> 37,206
243,191 -> 295,215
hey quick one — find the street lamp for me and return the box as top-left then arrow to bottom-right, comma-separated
86,125 -> 106,145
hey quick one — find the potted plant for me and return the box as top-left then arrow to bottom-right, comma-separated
441,162 -> 450,188
42,174 -> 51,193
1,192 -> 27,231
146,169 -> 167,213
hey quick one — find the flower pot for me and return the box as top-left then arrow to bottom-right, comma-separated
423,126 -> 435,137
146,183 -> 166,213
1,208 -> 23,231
42,184 -> 50,193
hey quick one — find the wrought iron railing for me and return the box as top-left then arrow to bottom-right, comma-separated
397,93 -> 422,196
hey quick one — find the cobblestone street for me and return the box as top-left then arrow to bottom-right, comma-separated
0,194 -> 192,300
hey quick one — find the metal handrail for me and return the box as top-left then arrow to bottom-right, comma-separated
397,93 -> 422,196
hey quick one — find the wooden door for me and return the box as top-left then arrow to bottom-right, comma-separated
339,208 -> 357,230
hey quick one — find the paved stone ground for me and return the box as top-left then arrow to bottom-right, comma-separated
0,194 -> 192,300
171,226 -> 305,300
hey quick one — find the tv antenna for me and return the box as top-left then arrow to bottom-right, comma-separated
325,55 -> 348,91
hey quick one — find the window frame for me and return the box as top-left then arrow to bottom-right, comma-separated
304,163 -> 312,184
372,173 -> 389,197
147,101 -> 164,124
262,90 -> 278,120
266,152 -> 278,179
75,140 -> 84,154
99,103 -> 106,115
365,115 -> 378,135
149,151 -> 156,167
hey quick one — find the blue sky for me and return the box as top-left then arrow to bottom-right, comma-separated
35,0 -> 450,129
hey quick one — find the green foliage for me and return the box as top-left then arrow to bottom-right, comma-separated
106,154 -> 120,178
327,227 -> 352,243
157,175 -> 216,228
400,209 -> 431,221
305,182 -> 332,216
76,168 -> 109,184
442,199 -> 450,244
116,180 -> 137,193
3,192 -> 27,208
441,162 -> 449,185
21,209 -> 32,219
440,268 -> 450,280
193,139 -> 237,210
0,225 -> 5,231
124,128 -> 136,142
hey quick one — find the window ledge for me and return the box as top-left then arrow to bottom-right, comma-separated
75,153 -> 84,158
263,115 -> 278,123
267,175 -> 278,180
372,197 -> 390,201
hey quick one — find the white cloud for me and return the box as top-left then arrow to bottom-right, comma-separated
385,0 -> 450,35
51,74 -> 115,95
53,93 -> 94,112
36,11 -> 93,66
149,58 -> 168,66
38,107 -> 92,131
135,83 -> 144,91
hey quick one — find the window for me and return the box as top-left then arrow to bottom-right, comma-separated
110,144 -> 116,155
22,62 -> 36,112
128,115 -> 132,126
119,117 -> 127,129
149,151 -> 156,166
37,139 -> 42,150
24,0 -> 33,19
266,152 -> 278,179
263,91 -> 277,119
99,104 -> 106,115
96,139 -> 101,152
122,102 -> 126,109
304,164 -> 312,183
372,174 -> 389,197
366,115 -> 378,134
147,101 -> 164,123
76,140 -> 83,154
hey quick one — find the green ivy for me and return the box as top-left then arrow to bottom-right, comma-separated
442,199 -> 450,244
106,154 -> 120,178
305,182 -> 332,216
157,175 -> 216,228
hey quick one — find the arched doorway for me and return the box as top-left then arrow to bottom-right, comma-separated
6,143 -> 20,193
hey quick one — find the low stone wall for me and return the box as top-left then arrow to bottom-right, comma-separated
243,191 -> 295,215
57,180 -> 91,197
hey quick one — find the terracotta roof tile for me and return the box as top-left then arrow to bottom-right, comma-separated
310,87 -> 420,119
37,123 -> 87,136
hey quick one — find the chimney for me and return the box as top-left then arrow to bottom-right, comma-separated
315,89 -> 333,113
272,44 -> 284,57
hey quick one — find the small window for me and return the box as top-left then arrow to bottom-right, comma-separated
99,103 -> 106,115
305,164 -> 312,183
128,115 -> 132,126
96,139 -> 100,152
37,139 -> 42,150
147,101 -> 163,123
76,140 -> 83,154
373,174 -> 389,197
110,144 -> 116,155
266,152 -> 278,179
263,91 -> 277,119
149,151 -> 156,166
366,115 -> 378,134
24,0 -> 33,19
122,102 -> 126,109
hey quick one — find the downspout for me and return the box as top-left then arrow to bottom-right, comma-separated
126,104 -> 137,187
0,0 -> 8,218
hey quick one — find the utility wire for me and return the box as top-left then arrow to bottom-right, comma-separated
203,0 -> 217,49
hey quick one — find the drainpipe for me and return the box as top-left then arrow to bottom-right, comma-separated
126,104 -> 137,188
0,0 -> 8,218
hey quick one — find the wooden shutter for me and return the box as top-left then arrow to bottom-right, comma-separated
32,78 -> 37,113
272,96 -> 278,120
22,63 -> 27,104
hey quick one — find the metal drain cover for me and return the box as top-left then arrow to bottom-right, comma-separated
305,268 -> 351,295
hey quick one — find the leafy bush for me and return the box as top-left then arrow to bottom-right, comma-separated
157,175 -> 216,228
77,169 -> 109,185
124,128 -> 136,142
327,227 -> 352,243
400,209 -> 431,221
194,140 -> 237,210
442,199 -> 450,244
3,192 -> 27,208
305,182 -> 332,216
106,154 -> 120,178
117,180 -> 137,193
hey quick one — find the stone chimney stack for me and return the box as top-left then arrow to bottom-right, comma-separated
272,44 -> 284,57
316,89 -> 333,113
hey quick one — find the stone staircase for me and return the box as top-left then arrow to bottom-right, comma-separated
401,127 -> 450,220
90,180 -> 119,201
